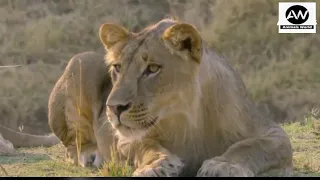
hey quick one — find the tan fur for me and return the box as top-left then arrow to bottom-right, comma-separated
0,131 -> 15,155
48,51 -> 116,168
0,124 -> 60,155
99,18 -> 293,177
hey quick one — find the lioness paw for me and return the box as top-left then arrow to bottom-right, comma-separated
133,156 -> 184,177
196,158 -> 254,177
79,152 -> 96,167
66,150 -> 96,167
92,151 -> 104,168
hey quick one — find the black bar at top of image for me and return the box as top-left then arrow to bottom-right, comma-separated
0,177 -> 174,179
0,177 -> 203,179
0,178 -> 139,180
1,176 -> 311,179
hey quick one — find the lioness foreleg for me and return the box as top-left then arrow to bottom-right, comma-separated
120,140 -> 184,177
197,127 -> 293,177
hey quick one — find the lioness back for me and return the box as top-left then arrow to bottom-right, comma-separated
48,51 -> 113,167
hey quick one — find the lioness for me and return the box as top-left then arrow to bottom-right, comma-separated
0,124 -> 60,155
48,51 -> 115,167
98,18 -> 293,177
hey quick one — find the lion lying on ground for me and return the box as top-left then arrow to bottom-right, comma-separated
0,124 -> 60,155
48,51 -> 116,167
98,18 -> 293,177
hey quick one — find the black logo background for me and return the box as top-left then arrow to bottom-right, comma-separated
285,5 -> 309,24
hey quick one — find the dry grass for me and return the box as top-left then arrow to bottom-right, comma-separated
201,0 -> 320,124
282,109 -> 320,176
0,144 -> 99,177
99,145 -> 133,177
0,112 -> 319,177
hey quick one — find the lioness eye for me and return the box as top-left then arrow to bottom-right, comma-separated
113,64 -> 121,73
147,64 -> 161,74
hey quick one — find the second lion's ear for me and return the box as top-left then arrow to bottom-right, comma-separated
162,23 -> 202,63
99,23 -> 130,50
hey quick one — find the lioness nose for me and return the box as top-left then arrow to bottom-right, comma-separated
108,103 -> 132,119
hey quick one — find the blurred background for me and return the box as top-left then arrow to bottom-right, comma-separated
0,0 -> 319,135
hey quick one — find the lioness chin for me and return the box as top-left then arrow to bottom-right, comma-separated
98,18 -> 293,177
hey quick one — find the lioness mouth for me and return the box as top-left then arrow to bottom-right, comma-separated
117,120 -> 131,130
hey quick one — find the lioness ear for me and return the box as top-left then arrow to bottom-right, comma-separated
162,23 -> 202,63
99,23 -> 130,50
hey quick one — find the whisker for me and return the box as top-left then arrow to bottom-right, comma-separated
145,115 -> 156,130
146,114 -> 166,138
98,115 -> 109,132
144,115 -> 158,127
134,116 -> 150,123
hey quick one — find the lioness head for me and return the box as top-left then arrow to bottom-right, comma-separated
99,19 -> 203,139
